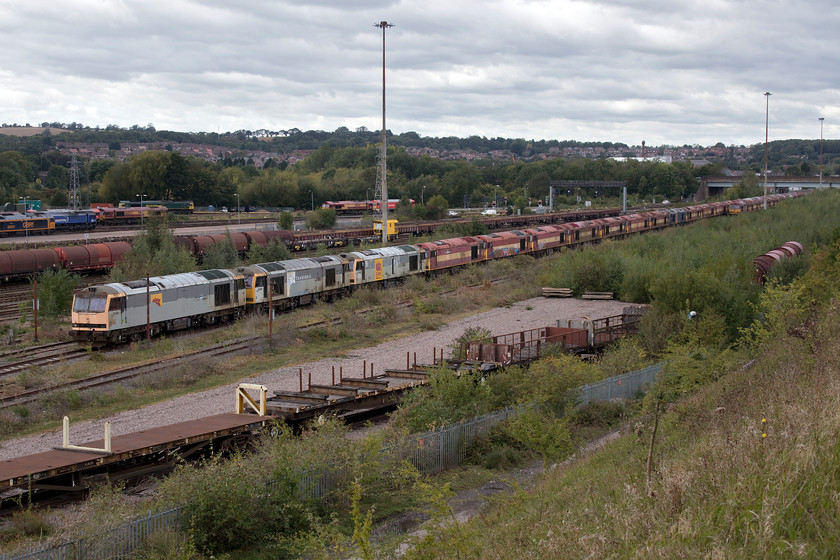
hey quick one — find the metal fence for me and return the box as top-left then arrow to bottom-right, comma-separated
577,362 -> 662,408
2,362 -> 663,560
4,507 -> 184,560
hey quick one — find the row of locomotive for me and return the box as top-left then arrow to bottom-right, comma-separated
70,193 -> 799,345
0,206 -> 157,238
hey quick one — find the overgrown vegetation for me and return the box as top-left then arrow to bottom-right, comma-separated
394,195 -> 840,558
541,190 -> 840,340
304,207 -> 337,229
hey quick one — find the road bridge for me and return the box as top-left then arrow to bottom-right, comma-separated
697,175 -> 838,199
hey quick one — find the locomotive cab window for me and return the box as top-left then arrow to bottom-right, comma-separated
73,293 -> 107,313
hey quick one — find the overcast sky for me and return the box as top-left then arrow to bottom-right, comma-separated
1,0 -> 838,147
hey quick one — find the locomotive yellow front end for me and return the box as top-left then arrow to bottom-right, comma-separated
71,285 -> 125,343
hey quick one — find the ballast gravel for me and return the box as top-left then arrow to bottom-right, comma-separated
0,297 -> 636,462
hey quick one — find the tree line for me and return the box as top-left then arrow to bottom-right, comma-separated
2,144 -> 712,212
1,126 -> 837,211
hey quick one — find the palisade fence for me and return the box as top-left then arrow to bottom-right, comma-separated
2,362 -> 663,560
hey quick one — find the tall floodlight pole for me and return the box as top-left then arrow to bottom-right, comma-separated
819,117 -> 825,189
374,20 -> 394,244
763,92 -> 771,209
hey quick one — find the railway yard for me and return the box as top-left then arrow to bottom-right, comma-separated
0,194 -> 794,515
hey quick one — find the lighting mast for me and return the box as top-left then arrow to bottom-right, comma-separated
374,20 -> 394,244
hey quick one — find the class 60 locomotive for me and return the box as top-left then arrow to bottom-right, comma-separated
71,246 -> 425,345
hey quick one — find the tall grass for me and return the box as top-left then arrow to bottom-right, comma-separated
539,190 -> 840,340
397,197 -> 840,559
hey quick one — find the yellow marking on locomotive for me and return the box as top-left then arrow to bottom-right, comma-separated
244,271 -> 265,303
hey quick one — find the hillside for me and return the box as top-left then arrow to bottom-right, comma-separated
401,219 -> 840,558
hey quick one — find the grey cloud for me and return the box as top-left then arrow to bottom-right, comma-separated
1,0 -> 838,145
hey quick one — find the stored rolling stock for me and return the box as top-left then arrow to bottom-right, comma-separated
42,209 -> 97,231
321,199 -> 414,215
0,212 -> 55,236
0,204 -> 631,282
0,241 -> 131,281
71,194 -> 799,345
97,205 -> 167,225
118,200 -> 195,214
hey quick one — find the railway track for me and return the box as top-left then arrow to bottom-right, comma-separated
0,341 -> 89,381
0,337 -> 255,410
0,274 -> 109,324
0,275 -> 515,411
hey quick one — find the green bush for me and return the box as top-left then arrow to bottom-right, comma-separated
392,367 -> 493,432
305,207 -> 337,229
161,454 -> 315,555
0,509 -> 53,543
425,194 -> 449,220
200,233 -> 239,270
246,238 -> 291,264
36,268 -> 81,318
494,409 -> 574,464
483,446 -> 526,470
132,528 -> 202,560
109,214 -> 196,281
450,326 -> 492,359
277,211 -> 294,231
572,400 -> 627,428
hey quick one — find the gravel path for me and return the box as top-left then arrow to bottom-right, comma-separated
0,297 -> 635,462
